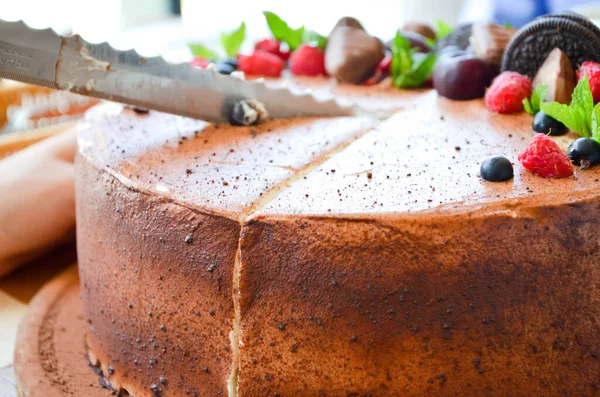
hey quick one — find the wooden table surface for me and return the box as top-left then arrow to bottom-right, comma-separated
0,244 -> 76,396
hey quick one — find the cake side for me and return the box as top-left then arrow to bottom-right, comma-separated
77,152 -> 240,396
237,200 -> 600,396
236,93 -> 600,395
75,104 -> 380,396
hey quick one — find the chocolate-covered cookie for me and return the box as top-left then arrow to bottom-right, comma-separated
501,17 -> 600,78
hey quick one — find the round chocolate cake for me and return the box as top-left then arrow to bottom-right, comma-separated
76,90 -> 600,397
75,12 -> 600,397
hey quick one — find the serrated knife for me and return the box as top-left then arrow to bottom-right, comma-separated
0,19 -> 352,122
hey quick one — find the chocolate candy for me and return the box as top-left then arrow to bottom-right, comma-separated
532,48 -> 576,104
471,23 -> 517,67
434,23 -> 473,53
325,26 -> 384,84
330,16 -> 364,34
501,17 -> 600,78
402,22 -> 436,40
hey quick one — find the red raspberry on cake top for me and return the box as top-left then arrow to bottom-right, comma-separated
577,61 -> 600,104
518,134 -> 573,178
289,44 -> 326,77
485,71 -> 532,114
238,51 -> 285,77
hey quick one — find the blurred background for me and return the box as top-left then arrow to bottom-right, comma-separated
0,0 -> 597,144
2,0 -> 598,61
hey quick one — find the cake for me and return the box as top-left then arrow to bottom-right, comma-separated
75,13 -> 600,397
76,90 -> 600,396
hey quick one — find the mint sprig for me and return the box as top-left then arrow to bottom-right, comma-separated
221,22 -> 246,58
541,76 -> 594,138
188,43 -> 219,59
523,84 -> 548,116
436,20 -> 453,40
189,22 -> 247,60
263,11 -> 326,50
592,103 -> 600,142
303,30 -> 327,50
390,32 -> 438,89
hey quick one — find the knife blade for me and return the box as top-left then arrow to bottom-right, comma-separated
0,19 -> 353,122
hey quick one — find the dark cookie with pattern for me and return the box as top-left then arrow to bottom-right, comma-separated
501,17 -> 600,78
537,11 -> 600,40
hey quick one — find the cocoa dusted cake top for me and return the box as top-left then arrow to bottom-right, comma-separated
78,104 -> 374,218
257,92 -> 600,217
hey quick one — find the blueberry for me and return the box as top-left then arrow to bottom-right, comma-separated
480,156 -> 514,182
532,111 -> 568,136
215,61 -> 236,75
567,138 -> 600,169
222,57 -> 239,68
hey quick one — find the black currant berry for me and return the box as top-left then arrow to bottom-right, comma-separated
532,111 -> 568,136
215,61 -> 237,75
480,156 -> 514,182
567,138 -> 600,169
223,57 -> 239,68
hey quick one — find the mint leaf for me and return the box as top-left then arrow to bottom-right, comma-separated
593,103 -> 600,142
523,84 -> 548,115
220,22 -> 246,58
571,75 -> 594,137
263,11 -> 289,41
412,53 -> 438,80
288,26 -> 305,51
436,20 -> 453,40
391,33 -> 412,74
541,77 -> 595,138
304,30 -> 327,49
263,11 -> 305,50
391,32 -> 438,89
503,22 -> 515,28
523,98 -> 534,115
541,101 -> 579,133
188,43 -> 218,59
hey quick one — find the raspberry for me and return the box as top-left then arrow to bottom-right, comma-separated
362,69 -> 382,86
518,134 -> 573,178
362,54 -> 392,86
238,51 -> 285,77
190,57 -> 210,68
255,38 -> 280,54
485,71 -> 532,114
289,44 -> 326,77
254,38 -> 291,61
577,61 -> 600,103
378,53 -> 392,75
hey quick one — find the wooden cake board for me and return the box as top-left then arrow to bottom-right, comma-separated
13,266 -> 111,397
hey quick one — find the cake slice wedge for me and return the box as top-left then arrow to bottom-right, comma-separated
76,104 -> 376,396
